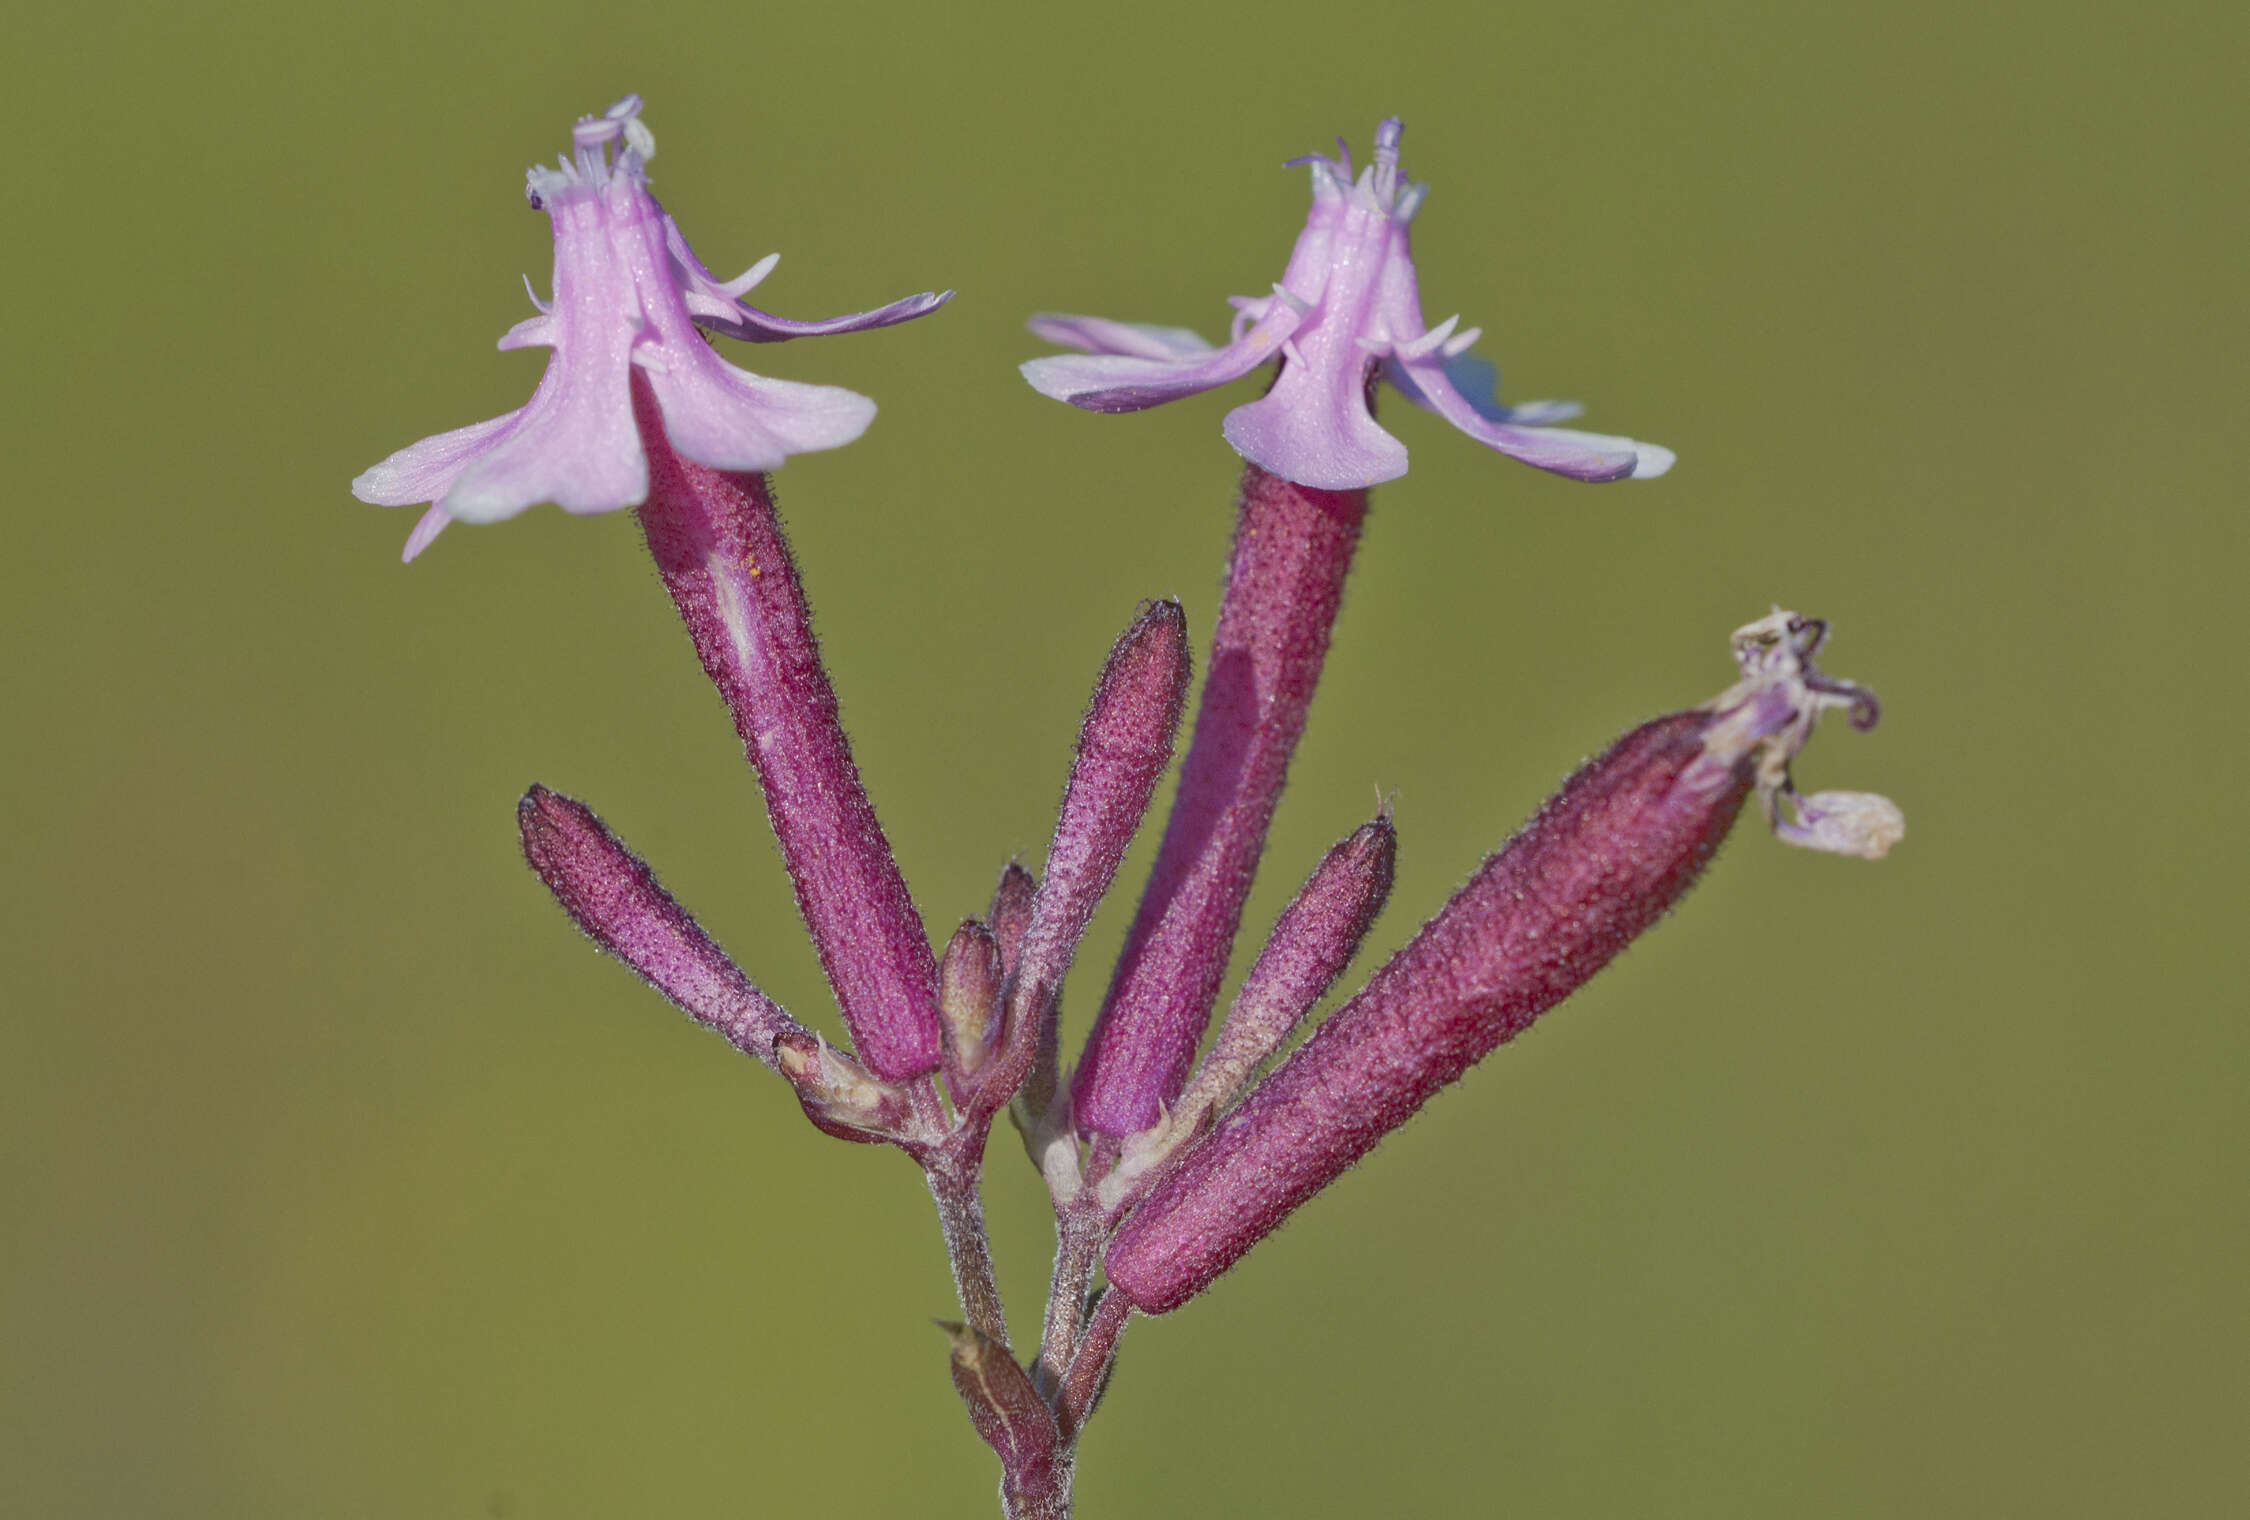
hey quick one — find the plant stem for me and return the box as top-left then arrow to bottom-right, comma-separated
926,1158 -> 1009,1347
1035,1208 -> 1104,1399
1057,1290 -> 1130,1440
1001,1466 -> 1074,1520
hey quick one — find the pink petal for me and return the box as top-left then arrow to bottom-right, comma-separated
351,410 -> 522,506
641,350 -> 877,471
664,215 -> 951,343
442,195 -> 649,522
1221,356 -> 1409,490
1019,302 -> 1304,414
400,506 -> 451,563
618,199 -> 878,470
1025,313 -> 1218,361
1382,351 -> 1584,426
1394,353 -> 1671,482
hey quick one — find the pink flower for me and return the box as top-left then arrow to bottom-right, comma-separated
1021,118 -> 1672,490
353,95 -> 950,561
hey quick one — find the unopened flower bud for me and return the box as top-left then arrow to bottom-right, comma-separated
517,784 -> 805,1071
1097,811 -> 1397,1213
988,862 -> 1038,981
1106,610 -> 1899,1313
1016,599 -> 1192,1007
939,918 -> 1006,1092
977,600 -> 1190,1127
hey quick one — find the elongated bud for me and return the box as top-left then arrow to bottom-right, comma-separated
1097,811 -> 1397,1212
937,1320 -> 1061,1492
976,600 -> 1191,1122
773,1029 -> 924,1145
940,918 -> 1006,1096
1191,812 -> 1397,1112
1106,610 -> 1899,1313
989,862 -> 1037,980
518,785 -> 806,1072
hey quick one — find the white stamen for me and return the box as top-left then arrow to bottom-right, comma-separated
1228,296 -> 1272,345
525,163 -> 575,204
1392,181 -> 1428,223
719,252 -> 781,299
1281,339 -> 1308,369
520,273 -> 552,314
1441,325 -> 1482,357
1355,335 -> 1391,356
573,117 -> 623,149
1270,281 -> 1313,315
1372,117 -> 1404,206
1397,314 -> 1460,360
527,100 -> 658,205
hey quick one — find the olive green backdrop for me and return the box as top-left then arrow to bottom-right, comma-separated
6,0 -> 2242,1514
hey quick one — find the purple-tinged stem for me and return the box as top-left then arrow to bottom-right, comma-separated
1072,464 -> 1367,1136
1105,611 -> 1898,1312
927,1159 -> 1011,1347
631,373 -> 941,1082
1034,1211 -> 1106,1399
976,599 -> 1190,1126
1055,1290 -> 1130,1441
518,784 -> 806,1071
1003,1468 -> 1072,1520
989,863 -> 1038,980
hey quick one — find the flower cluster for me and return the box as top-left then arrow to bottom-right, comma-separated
354,99 -> 1899,1520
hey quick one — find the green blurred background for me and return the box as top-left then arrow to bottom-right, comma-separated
6,0 -> 2243,1513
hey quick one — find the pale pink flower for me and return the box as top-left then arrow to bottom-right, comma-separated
1022,118 -> 1671,489
353,95 -> 948,560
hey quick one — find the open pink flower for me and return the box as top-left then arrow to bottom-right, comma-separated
353,95 -> 950,561
1022,118 -> 1671,490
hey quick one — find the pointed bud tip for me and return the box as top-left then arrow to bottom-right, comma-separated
516,784 -> 601,878
989,861 -> 1038,974
1138,594 -> 1186,626
939,917 -> 1006,1083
